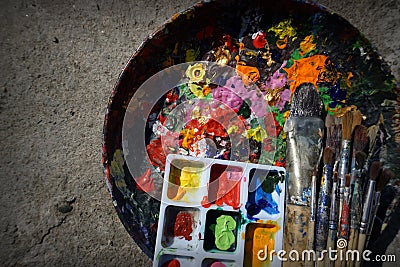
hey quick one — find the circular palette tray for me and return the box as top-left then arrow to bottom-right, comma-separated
102,0 -> 398,259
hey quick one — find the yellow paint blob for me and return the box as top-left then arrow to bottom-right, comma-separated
268,19 -> 297,40
299,35 -> 316,56
246,126 -> 267,143
180,167 -> 201,188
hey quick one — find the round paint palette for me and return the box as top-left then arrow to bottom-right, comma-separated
102,0 -> 398,261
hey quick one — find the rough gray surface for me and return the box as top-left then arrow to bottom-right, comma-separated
0,0 -> 398,266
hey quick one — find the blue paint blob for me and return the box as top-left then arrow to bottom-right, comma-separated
245,203 -> 261,217
246,177 -> 279,218
328,82 -> 346,108
255,189 -> 279,215
275,184 -> 281,196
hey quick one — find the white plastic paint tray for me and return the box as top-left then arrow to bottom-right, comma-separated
153,154 -> 286,267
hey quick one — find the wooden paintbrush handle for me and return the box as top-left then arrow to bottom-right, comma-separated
355,233 -> 366,267
347,230 -> 356,267
305,220 -> 315,267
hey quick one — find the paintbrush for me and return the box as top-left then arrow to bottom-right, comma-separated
283,83 -> 324,266
306,167 -> 318,267
363,125 -> 379,179
336,174 -> 351,267
346,125 -> 368,265
326,170 -> 339,267
366,168 -> 393,247
367,168 -> 395,248
315,147 -> 334,267
325,114 -> 342,165
355,161 -> 381,267
338,110 -> 362,224
348,152 -> 367,267
339,174 -> 352,239
349,126 -> 368,192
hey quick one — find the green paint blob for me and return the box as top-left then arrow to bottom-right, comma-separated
211,215 -> 236,250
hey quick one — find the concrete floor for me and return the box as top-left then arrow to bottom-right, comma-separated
0,0 -> 398,266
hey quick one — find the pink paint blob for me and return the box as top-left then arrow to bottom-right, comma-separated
212,85 -> 243,112
210,261 -> 227,267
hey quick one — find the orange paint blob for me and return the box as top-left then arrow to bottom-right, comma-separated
236,64 -> 261,86
244,223 -> 280,267
252,226 -> 279,267
283,54 -> 328,93
201,195 -> 212,208
346,72 -> 354,88
276,36 -> 288,49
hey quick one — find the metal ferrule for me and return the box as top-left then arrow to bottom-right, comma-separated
338,140 -> 351,196
350,178 -> 362,229
360,180 -> 376,234
310,174 -> 317,221
329,181 -> 338,227
339,187 -> 351,239
367,192 -> 381,235
343,187 -> 351,204
284,117 -> 324,206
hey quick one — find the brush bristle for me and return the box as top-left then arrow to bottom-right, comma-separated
355,152 -> 367,170
325,114 -> 342,128
376,168 -> 395,192
345,174 -> 351,187
290,83 -> 322,117
342,110 -> 353,140
367,125 -> 378,154
323,147 -> 335,166
326,123 -> 342,160
353,125 -> 368,153
351,110 -> 363,133
325,114 -> 334,128
369,161 -> 382,181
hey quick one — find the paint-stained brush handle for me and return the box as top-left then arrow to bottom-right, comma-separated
284,204 -> 310,267
315,161 -> 333,256
305,220 -> 315,267
326,228 -> 337,267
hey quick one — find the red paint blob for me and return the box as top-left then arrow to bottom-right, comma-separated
252,32 -> 267,49
174,212 -> 193,241
201,195 -> 212,208
215,171 -> 241,209
339,200 -> 350,239
135,168 -> 154,193
162,259 -> 180,267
